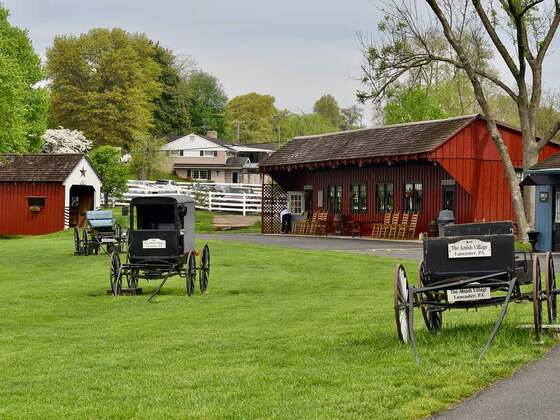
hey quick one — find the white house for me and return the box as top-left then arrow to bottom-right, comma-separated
161,131 -> 276,184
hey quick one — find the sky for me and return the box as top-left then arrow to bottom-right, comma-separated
3,0 -> 383,123
4,0 -> 560,126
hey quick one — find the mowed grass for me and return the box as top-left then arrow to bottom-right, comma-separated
0,231 -> 556,419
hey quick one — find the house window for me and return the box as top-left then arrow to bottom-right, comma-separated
351,184 -> 367,212
179,150 -> 184,157
28,196 -> 46,208
199,151 -> 204,157
376,183 -> 394,212
404,182 -> 422,212
287,192 -> 304,215
203,151 -> 216,157
192,169 -> 209,180
328,185 -> 343,213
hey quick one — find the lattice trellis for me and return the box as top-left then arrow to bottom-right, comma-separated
262,183 -> 287,234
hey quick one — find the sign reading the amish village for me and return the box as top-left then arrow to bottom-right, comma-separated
448,239 -> 491,258
142,238 -> 166,249
447,287 -> 491,303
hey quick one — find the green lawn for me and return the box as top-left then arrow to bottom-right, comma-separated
0,230 -> 556,419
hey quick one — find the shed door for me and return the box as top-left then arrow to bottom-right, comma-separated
554,188 -> 560,251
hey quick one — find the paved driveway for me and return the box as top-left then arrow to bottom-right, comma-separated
431,344 -> 560,420
197,233 -> 422,260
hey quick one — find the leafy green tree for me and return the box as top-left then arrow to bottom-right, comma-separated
151,44 -> 191,137
313,94 -> 343,128
89,146 -> 128,206
180,71 -> 227,137
340,106 -> 364,130
383,86 -> 448,124
129,133 -> 165,180
46,28 -> 162,149
278,112 -> 339,142
225,93 -> 277,142
0,4 -> 48,153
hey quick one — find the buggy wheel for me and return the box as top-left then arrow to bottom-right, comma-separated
186,251 -> 196,296
545,252 -> 557,323
532,254 -> 543,341
82,230 -> 89,256
110,252 -> 122,296
393,264 -> 410,343
417,261 -> 442,333
127,269 -> 139,289
200,244 -> 210,293
73,227 -> 81,253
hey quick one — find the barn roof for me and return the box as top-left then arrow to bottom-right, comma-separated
0,154 -> 86,182
259,114 -> 531,171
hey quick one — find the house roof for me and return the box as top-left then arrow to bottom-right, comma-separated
162,133 -> 278,153
0,154 -> 86,182
530,152 -> 560,171
260,115 -> 479,169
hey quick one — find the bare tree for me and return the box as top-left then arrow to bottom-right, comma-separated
359,0 -> 560,238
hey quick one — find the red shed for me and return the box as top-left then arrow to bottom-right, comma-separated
0,154 -> 103,235
259,115 -> 560,236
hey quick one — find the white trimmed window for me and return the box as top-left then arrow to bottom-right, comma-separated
287,191 -> 305,215
192,169 -> 209,180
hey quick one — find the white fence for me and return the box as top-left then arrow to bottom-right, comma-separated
114,181 -> 262,215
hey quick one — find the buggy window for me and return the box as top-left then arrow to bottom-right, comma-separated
134,204 -> 178,230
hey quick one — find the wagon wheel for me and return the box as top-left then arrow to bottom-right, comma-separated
127,269 -> 139,289
199,244 -> 210,293
532,254 -> 543,341
417,261 -> 442,333
393,264 -> 410,343
186,251 -> 196,296
545,252 -> 557,323
82,230 -> 89,256
73,227 -> 81,253
109,252 -> 122,296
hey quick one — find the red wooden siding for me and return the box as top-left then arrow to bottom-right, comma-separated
0,182 -> 65,235
430,119 -> 560,223
271,161 -> 468,235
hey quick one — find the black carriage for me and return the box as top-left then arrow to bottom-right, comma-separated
109,195 -> 210,301
73,210 -> 125,256
393,221 -> 558,363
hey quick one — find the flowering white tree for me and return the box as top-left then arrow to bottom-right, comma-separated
42,127 -> 92,154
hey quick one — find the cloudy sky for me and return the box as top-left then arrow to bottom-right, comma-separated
4,0 -> 382,123
4,0 -> 560,125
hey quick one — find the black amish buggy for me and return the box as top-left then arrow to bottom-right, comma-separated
393,221 -> 558,364
73,210 -> 125,256
108,195 -> 210,301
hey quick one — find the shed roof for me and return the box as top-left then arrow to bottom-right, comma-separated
259,114 -> 527,170
0,154 -> 86,182
530,152 -> 560,171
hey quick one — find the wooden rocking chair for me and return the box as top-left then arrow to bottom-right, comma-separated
396,213 -> 410,239
291,212 -> 308,234
387,212 -> 401,239
372,213 -> 391,238
378,213 -> 393,238
405,213 -> 419,239
316,212 -> 328,236
306,212 -> 319,235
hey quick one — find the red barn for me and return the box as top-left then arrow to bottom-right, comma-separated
0,154 -> 102,235
259,114 -> 560,236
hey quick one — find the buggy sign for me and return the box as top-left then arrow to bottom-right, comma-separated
142,238 -> 166,249
447,287 -> 491,303
448,239 -> 491,258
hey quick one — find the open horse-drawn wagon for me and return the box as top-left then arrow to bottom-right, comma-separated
109,195 -> 210,301
393,221 -> 558,363
74,210 -> 125,256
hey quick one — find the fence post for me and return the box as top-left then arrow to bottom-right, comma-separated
242,193 -> 246,216
208,192 -> 212,212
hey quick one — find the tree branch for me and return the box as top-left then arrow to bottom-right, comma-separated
471,0 -> 520,77
537,120 -> 560,152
